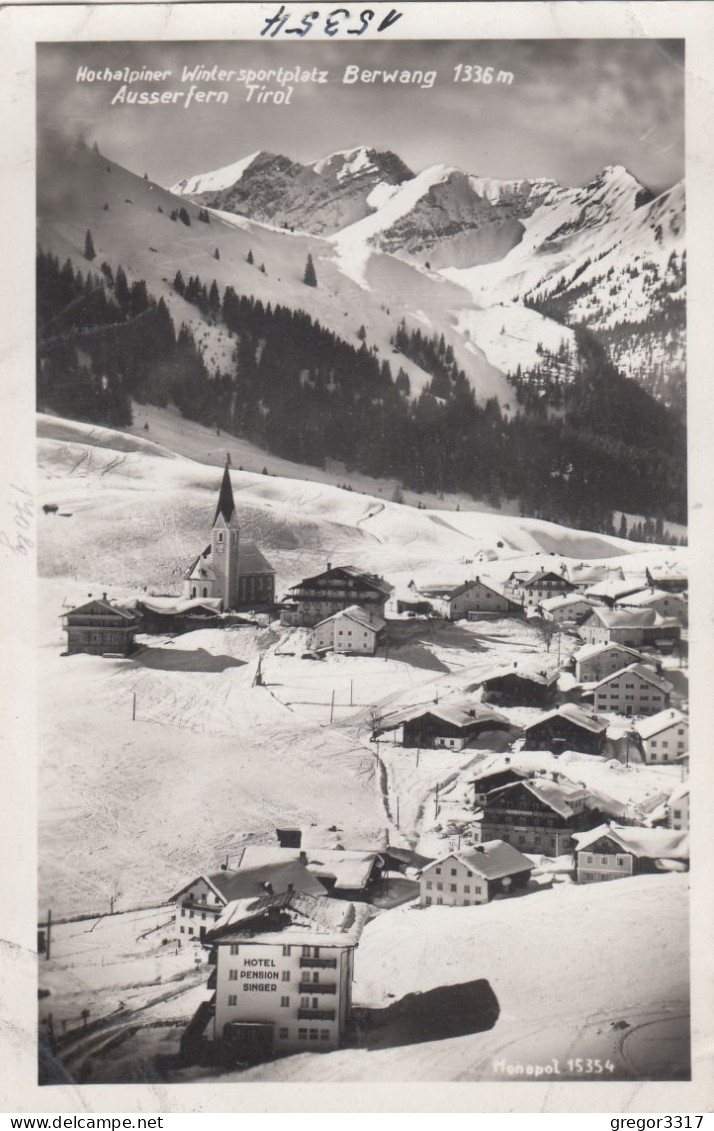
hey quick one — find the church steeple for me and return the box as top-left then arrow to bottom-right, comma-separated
213,459 -> 236,527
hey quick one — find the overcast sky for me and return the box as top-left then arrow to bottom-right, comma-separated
37,39 -> 684,192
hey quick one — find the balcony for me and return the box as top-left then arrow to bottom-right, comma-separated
299,957 -> 337,969
297,1009 -> 336,1022
298,982 -> 336,995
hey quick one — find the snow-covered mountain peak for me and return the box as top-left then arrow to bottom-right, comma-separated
170,151 -> 265,196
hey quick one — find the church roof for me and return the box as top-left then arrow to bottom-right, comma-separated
183,545 -> 217,581
239,543 -> 276,577
212,462 -> 236,526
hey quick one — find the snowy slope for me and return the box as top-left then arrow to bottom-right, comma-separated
170,151 -> 262,196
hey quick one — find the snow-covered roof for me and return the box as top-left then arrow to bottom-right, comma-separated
135,596 -> 223,615
539,593 -> 598,613
573,642 -> 646,663
289,565 -> 392,597
183,544 -> 216,582
208,890 -> 371,946
573,823 -> 689,860
170,861 -> 327,904
62,598 -> 137,620
522,569 -> 573,588
297,825 -> 389,851
592,663 -> 673,694
583,606 -> 659,628
634,708 -> 687,739
481,662 -> 560,687
490,777 -> 590,819
314,603 -> 385,632
615,588 -> 684,609
568,564 -> 625,585
379,699 -> 512,733
667,781 -> 689,807
583,580 -> 646,601
525,703 -> 609,734
447,577 -> 513,602
422,840 -> 533,881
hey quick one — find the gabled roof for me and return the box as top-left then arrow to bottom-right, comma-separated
573,642 -> 646,663
568,564 -> 625,586
135,596 -> 223,615
634,708 -> 687,739
615,588 -> 684,609
522,569 -> 574,589
481,663 -> 559,687
62,598 -> 136,620
572,823 -> 689,860
447,577 -> 515,602
238,542 -> 275,577
288,566 -> 393,597
539,593 -> 597,613
170,861 -> 327,905
667,781 -> 689,807
421,840 -> 533,881
592,663 -> 673,695
213,461 -> 237,526
315,604 -> 385,632
377,699 -> 512,734
183,545 -> 217,582
582,606 -> 659,628
525,703 -> 608,735
487,777 -> 589,819
207,890 -> 371,946
583,579 -> 645,601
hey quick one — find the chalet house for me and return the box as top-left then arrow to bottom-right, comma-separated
433,576 -> 523,621
480,664 -> 559,708
573,642 -> 649,684
62,596 -> 140,656
577,607 -> 681,650
592,663 -> 673,716
633,708 -> 688,764
281,565 -> 393,628
376,701 -> 516,750
666,782 -> 689,832
182,461 -> 276,610
240,836 -> 387,902
312,604 -> 385,655
471,765 -> 526,806
170,862 -> 328,941
567,564 -> 625,591
419,842 -> 533,907
522,703 -> 608,756
192,892 -> 370,1063
505,568 -> 575,609
645,565 -> 687,593
615,587 -> 687,624
573,824 -> 689,883
474,776 -> 597,855
536,593 -> 600,625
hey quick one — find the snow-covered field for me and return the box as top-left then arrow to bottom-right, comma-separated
36,408 -> 689,1084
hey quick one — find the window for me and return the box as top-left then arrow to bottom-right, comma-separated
230,944 -> 239,955
180,926 -> 184,934
601,857 -> 608,865
279,1028 -> 289,1040
229,969 -> 238,981
300,996 -> 310,1008
436,883 -> 443,891
617,857 -> 625,867
189,910 -> 194,918
450,884 -> 457,892
435,867 -> 441,875
309,1029 -> 319,1040
282,945 -> 291,957
281,970 -> 290,981
436,898 -> 443,905
298,1029 -> 308,1041
188,927 -> 194,935
425,897 -> 432,906
463,885 -> 470,893
281,996 -> 290,1007
474,886 -> 481,894
463,899 -> 470,906
426,881 -> 432,890
451,868 -> 457,876
228,994 -> 237,1006
181,909 -> 185,918
320,1031 -> 330,1041
673,809 -> 681,819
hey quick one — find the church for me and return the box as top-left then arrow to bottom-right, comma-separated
182,461 -> 276,610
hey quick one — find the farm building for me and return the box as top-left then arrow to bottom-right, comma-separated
471,765 -> 527,806
376,701 -> 516,751
666,782 -> 689,832
592,663 -> 673,716
645,565 -> 687,593
536,593 -> 601,625
191,892 -> 370,1063
131,596 -> 253,635
480,664 -> 559,708
522,703 -> 609,755
419,842 -> 533,907
573,824 -> 689,884
566,564 -> 625,590
62,596 -> 140,656
427,576 -> 522,620
282,565 -> 392,628
633,708 -> 688,764
582,579 -> 647,606
312,604 -> 385,655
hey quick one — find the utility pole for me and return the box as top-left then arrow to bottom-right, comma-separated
396,796 -> 400,829
329,689 -> 335,723
132,692 -> 136,721
46,908 -> 52,961
416,747 -> 420,768
434,782 -> 440,819
349,679 -> 353,706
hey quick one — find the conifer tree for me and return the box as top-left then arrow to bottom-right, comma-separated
303,253 -> 317,287
247,249 -> 254,265
84,230 -> 96,261
214,247 -> 220,260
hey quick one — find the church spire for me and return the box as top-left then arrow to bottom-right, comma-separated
212,459 -> 236,526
